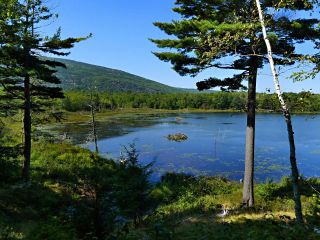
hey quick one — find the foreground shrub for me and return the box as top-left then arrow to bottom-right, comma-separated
114,144 -> 154,227
25,219 -> 76,240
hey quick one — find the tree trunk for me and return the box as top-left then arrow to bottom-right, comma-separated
91,107 -> 98,153
242,62 -> 258,208
255,0 -> 303,223
21,0 -> 32,185
285,112 -> 303,222
22,74 -> 31,184
90,93 -> 99,154
94,191 -> 103,240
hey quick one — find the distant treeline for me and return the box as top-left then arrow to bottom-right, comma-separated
61,91 -> 320,113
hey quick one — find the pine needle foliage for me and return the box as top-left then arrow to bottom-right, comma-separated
0,0 -> 90,183
151,0 -> 319,91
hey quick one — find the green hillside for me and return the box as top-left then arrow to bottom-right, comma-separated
54,58 -> 186,93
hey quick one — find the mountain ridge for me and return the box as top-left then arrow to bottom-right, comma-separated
53,58 -> 198,93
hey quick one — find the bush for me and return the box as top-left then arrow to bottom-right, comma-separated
151,173 -> 196,204
0,124 -> 21,185
31,143 -> 102,183
0,226 -> 21,240
114,144 -> 153,226
0,158 -> 20,184
190,176 -> 239,197
25,219 -> 76,240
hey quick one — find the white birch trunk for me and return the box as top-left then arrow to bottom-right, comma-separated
255,0 -> 303,223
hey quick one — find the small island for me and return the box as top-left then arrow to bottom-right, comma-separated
166,133 -> 188,142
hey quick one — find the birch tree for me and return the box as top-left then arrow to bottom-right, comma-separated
255,0 -> 306,222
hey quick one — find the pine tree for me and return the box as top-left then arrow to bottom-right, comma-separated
0,0 -> 90,183
0,0 -> 20,116
151,0 -> 319,207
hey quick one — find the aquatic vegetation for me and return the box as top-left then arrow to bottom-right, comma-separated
205,157 -> 218,163
310,149 -> 320,155
175,117 -> 183,122
181,153 -> 197,159
166,133 -> 188,142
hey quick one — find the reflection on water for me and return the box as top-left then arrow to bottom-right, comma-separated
49,112 -> 320,181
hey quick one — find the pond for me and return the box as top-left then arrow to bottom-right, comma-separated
49,112 -> 320,182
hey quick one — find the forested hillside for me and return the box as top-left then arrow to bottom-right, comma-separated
62,91 -> 320,113
54,58 -> 185,93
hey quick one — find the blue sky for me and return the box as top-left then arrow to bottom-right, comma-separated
45,0 -> 319,93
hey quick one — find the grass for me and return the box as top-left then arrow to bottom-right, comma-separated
3,108 -> 319,131
130,174 -> 320,240
55,108 -> 320,126
148,212 -> 314,240
60,108 -> 243,123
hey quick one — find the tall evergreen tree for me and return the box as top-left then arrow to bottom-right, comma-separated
0,0 -> 21,116
151,0 -> 319,207
0,0 -> 89,183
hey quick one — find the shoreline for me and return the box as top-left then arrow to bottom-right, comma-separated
60,108 -> 320,124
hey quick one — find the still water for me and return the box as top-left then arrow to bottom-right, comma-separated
51,112 -> 320,181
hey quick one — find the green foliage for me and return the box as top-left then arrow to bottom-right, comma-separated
160,217 -> 318,240
144,173 -> 319,240
256,176 -> 320,200
150,174 -> 241,224
0,1 -> 88,112
114,144 -> 154,226
151,0 -> 319,91
29,143 -> 118,238
0,157 -> 20,184
25,219 -> 76,240
31,143 -> 102,183
0,122 -> 21,184
0,0 -> 89,182
151,173 -> 196,204
61,91 -> 320,113
191,176 -> 239,197
0,141 -> 157,239
0,225 -> 21,240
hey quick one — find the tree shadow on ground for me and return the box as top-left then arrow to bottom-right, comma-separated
139,210 -> 320,240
